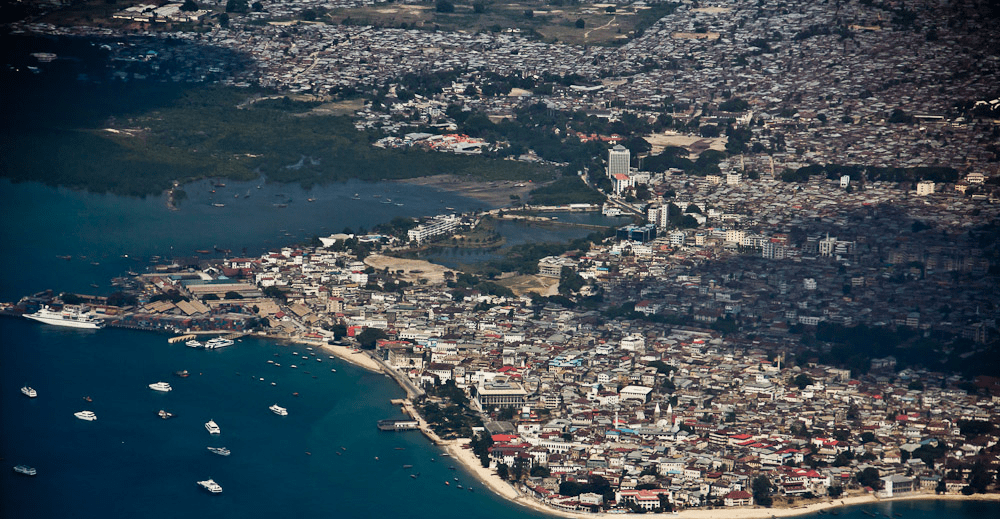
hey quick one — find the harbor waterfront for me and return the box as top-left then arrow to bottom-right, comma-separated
0,317 -> 552,519
1,179 -> 997,519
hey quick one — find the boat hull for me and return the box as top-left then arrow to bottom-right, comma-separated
24,313 -> 102,329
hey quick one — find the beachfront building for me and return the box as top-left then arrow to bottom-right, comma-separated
880,475 -> 915,497
723,490 -> 753,507
407,214 -> 461,244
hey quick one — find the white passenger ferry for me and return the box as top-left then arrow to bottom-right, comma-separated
25,305 -> 104,329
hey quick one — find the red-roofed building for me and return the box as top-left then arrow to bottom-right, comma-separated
723,490 -> 753,507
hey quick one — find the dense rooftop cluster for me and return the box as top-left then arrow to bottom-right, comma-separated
10,0 -> 1000,177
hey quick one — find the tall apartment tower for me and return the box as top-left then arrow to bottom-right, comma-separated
607,144 -> 630,178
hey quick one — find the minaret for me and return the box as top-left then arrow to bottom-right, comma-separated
654,403 -> 661,418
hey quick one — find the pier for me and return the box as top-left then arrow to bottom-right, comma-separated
377,419 -> 419,431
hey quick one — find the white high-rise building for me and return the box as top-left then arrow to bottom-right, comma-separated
608,144 -> 630,178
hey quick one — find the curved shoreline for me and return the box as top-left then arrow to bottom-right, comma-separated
286,334 -> 999,518
283,336 -> 384,373
407,396 -> 999,519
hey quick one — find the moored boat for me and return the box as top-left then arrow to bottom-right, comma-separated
204,337 -> 234,349
148,381 -> 172,392
13,465 -> 37,476
269,404 -> 288,416
174,370 -> 189,377
207,446 -> 230,456
185,340 -> 203,348
74,410 -> 97,421
205,419 -> 221,434
158,409 -> 174,419
24,305 -> 104,329
21,386 -> 37,398
197,479 -> 223,493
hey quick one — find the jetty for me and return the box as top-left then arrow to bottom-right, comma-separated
377,419 -> 419,431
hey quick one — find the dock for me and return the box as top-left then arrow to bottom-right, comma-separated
377,419 -> 419,431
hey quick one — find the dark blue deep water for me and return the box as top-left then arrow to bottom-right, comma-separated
0,181 -> 996,519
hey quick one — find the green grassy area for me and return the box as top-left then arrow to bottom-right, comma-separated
527,174 -> 605,205
325,1 -> 678,46
1,76 -> 554,196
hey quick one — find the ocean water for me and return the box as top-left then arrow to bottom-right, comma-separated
1,181 -> 996,519
0,317 -> 551,519
0,178 -> 486,302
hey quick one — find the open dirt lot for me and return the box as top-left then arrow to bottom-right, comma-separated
364,255 -> 454,285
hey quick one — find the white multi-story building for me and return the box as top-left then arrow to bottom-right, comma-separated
608,144 -> 630,178
407,214 -> 460,244
620,334 -> 646,352
916,181 -> 935,196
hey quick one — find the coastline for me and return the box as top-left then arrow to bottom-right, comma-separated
398,390 -> 999,519
395,175 -> 535,208
288,337 -> 384,373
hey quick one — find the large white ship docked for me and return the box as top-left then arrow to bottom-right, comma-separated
24,305 -> 104,329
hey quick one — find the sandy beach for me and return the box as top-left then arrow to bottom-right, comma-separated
320,342 -> 383,373
290,338 -> 999,519
289,337 -> 384,373
425,426 -> 999,519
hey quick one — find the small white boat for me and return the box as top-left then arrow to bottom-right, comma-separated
269,404 -> 288,416
205,419 -> 221,434
74,410 -> 97,421
13,465 -> 37,476
148,382 -> 172,392
185,340 -> 203,348
158,409 -> 174,419
21,386 -> 37,398
197,479 -> 223,493
207,446 -> 230,456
